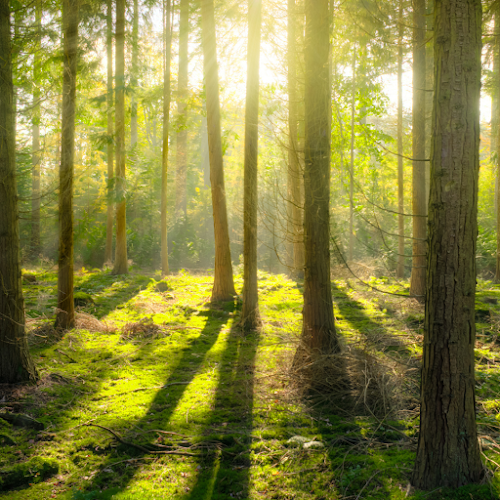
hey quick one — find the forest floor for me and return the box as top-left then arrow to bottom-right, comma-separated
0,268 -> 500,499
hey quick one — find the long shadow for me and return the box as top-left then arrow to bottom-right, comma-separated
83,305 -> 231,496
185,321 -> 260,500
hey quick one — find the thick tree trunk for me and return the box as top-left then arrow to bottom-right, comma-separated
200,0 -> 236,301
349,51 -> 355,263
241,0 -> 262,331
411,0 -> 483,488
130,0 -> 138,148
175,0 -> 188,217
0,0 -> 38,383
161,0 -> 172,277
410,0 -> 426,300
31,0 -> 42,259
105,0 -> 114,264
396,1 -> 404,278
112,0 -> 128,275
299,0 -> 339,355
55,0 -> 79,330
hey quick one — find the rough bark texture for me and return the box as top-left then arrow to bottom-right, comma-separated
112,0 -> 128,275
396,1 -> 404,278
410,0 -> 427,300
55,0 -> 79,330
241,0 -> 262,331
496,6 -> 500,282
130,0 -> 138,149
175,0 -> 189,217
200,0 -> 236,301
161,0 -> 172,277
105,0 -> 114,264
31,0 -> 42,259
299,0 -> 339,355
412,0 -> 483,488
349,51 -> 355,263
492,8 -> 499,155
0,0 -> 38,383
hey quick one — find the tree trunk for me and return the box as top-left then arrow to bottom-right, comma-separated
112,0 -> 128,275
349,50 -> 355,263
0,0 -> 38,383
200,0 -> 236,301
298,0 -> 339,355
495,5 -> 500,282
396,1 -> 404,278
241,0 -> 262,331
411,0 -> 483,488
31,0 -> 42,259
105,0 -> 114,264
130,0 -> 138,149
161,0 -> 172,277
55,0 -> 79,330
410,0 -> 426,300
175,0 -> 188,217
492,7 -> 499,155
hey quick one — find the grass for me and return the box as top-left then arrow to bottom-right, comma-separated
0,269 -> 499,499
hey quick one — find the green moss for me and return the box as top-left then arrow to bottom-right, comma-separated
0,457 -> 59,490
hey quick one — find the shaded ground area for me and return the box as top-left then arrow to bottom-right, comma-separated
0,270 -> 499,499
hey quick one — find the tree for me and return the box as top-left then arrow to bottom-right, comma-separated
241,0 -> 262,331
411,0 -> 483,488
112,0 -> 128,275
200,0 -> 236,301
105,0 -> 114,264
298,0 -> 339,355
409,0 -> 426,299
55,0 -> 79,329
0,0 -> 38,383
161,0 -> 172,277
175,0 -> 189,217
396,0 -> 404,278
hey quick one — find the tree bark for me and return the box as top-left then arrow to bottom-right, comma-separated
396,0 -> 404,278
175,0 -> 189,217
105,0 -> 114,264
55,0 -> 79,330
241,0 -> 262,331
31,0 -> 42,259
0,0 -> 38,383
112,0 -> 128,275
410,0 -> 426,300
492,7 -> 499,155
161,0 -> 172,277
348,50 -> 355,263
200,0 -> 236,301
130,0 -> 138,149
495,5 -> 500,282
412,0 -> 483,488
298,0 -> 339,355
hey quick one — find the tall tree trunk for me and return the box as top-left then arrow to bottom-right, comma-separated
410,0 -> 426,300
112,0 -> 128,275
492,7 -> 499,155
161,0 -> 172,277
396,1 -> 404,278
176,0 -> 188,216
495,6 -> 500,282
31,0 -> 42,259
55,0 -> 78,330
297,0 -> 339,356
130,0 -> 138,148
349,50 -> 355,262
0,0 -> 38,383
200,0 -> 236,301
411,0 -> 483,488
105,0 -> 114,264
241,0 -> 262,331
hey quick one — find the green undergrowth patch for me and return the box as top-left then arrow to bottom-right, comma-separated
0,271 -> 498,498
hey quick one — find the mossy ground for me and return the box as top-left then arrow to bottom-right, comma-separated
1,269 -> 500,499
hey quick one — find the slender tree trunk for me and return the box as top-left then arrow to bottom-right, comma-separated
410,0 -> 426,300
161,0 -> 172,277
492,8 -> 499,155
241,0 -> 262,331
424,0 -> 433,209
297,0 -> 339,356
495,6 -> 500,282
130,0 -> 138,148
31,0 -> 42,259
396,1 -> 404,278
412,0 -> 483,488
112,0 -> 128,275
0,0 -> 38,383
349,50 -> 355,262
105,0 -> 114,264
55,0 -> 79,330
176,0 -> 188,217
200,0 -> 236,301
